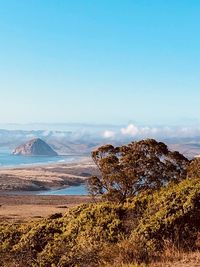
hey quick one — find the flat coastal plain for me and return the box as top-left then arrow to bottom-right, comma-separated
0,195 -> 92,222
0,158 -> 98,192
0,158 -> 98,222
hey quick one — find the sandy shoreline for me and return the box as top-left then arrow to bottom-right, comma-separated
0,157 -> 98,193
0,154 -> 90,170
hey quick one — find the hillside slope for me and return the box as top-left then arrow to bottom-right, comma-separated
1,177 -> 200,266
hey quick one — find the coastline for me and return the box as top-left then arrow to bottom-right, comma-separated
0,184 -> 88,196
0,157 -> 98,194
0,154 -> 90,170
0,157 -> 95,222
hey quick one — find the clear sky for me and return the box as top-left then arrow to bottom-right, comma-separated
0,0 -> 200,125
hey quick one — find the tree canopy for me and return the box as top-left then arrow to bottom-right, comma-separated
88,139 -> 189,202
187,157 -> 200,179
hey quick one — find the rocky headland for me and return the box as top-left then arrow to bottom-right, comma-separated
12,138 -> 58,156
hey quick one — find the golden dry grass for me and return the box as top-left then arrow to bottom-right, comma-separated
0,194 -> 92,222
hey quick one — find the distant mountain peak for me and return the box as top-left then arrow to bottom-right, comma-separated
13,138 -> 58,156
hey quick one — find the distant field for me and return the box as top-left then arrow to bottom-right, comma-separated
0,195 -> 92,222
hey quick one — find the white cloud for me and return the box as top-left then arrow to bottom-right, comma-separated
106,123 -> 200,139
103,130 -> 116,139
121,124 -> 139,136
42,130 -> 51,136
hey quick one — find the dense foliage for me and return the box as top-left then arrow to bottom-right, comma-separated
88,139 -> 189,202
1,140 -> 200,266
1,176 -> 200,267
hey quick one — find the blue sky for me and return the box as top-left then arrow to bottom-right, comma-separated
0,0 -> 200,125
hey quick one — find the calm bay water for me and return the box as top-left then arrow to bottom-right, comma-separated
38,184 -> 88,196
0,148 -> 81,168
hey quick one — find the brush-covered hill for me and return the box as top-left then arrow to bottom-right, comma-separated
1,176 -> 200,267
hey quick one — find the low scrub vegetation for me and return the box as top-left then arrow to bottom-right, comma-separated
1,176 -> 200,266
1,139 -> 200,266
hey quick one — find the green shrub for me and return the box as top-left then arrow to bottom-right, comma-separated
1,177 -> 200,266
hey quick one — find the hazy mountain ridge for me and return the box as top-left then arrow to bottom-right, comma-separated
0,129 -> 102,155
0,129 -> 200,158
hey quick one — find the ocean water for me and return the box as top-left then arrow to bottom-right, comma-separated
38,184 -> 88,196
0,148 -> 82,168
0,148 -> 89,195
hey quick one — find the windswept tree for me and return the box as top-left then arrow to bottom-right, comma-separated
187,157 -> 200,179
88,139 -> 189,202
